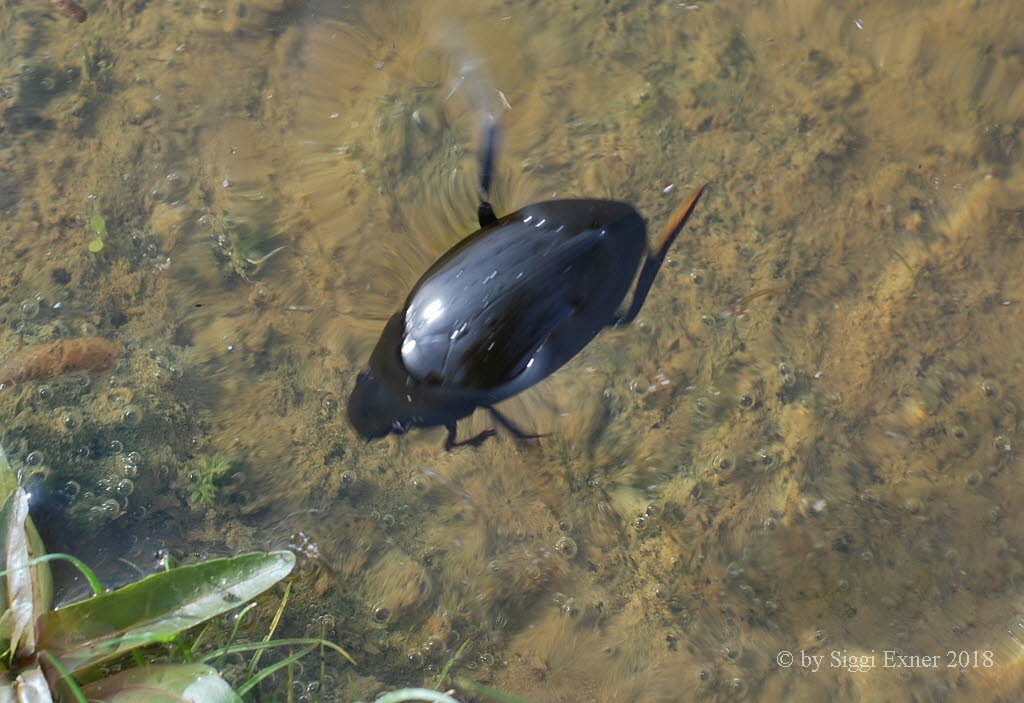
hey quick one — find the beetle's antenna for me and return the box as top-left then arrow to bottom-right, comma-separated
478,111 -> 498,200
434,22 -> 501,226
476,112 -> 499,226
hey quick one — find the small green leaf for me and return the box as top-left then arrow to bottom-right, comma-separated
87,238 -> 104,253
80,664 -> 240,703
88,215 -> 106,237
36,551 -> 294,674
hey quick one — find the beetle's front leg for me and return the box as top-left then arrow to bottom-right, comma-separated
444,423 -> 497,451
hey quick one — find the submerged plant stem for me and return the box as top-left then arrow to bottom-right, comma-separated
249,580 -> 290,674
200,637 -> 356,667
218,601 -> 257,669
40,652 -> 87,703
434,639 -> 470,690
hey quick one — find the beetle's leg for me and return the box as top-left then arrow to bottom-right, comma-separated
444,422 -> 497,451
612,184 -> 706,326
477,113 -> 499,227
486,406 -> 547,442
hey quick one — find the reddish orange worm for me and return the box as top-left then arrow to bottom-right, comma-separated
0,337 -> 119,388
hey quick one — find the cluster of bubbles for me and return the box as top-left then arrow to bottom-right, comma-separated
0,341 -> 186,538
397,631 -> 495,678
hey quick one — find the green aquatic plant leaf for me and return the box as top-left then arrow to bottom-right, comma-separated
80,663 -> 240,703
87,214 -> 106,253
186,454 -> 234,507
35,551 -> 295,674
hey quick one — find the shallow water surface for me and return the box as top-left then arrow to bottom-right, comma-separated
1,0 -> 1023,700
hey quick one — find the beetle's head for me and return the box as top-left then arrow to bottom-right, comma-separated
347,370 -> 408,441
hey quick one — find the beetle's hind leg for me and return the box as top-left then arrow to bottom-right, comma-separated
486,406 -> 547,443
612,184 -> 706,326
477,113 -> 499,227
444,423 -> 497,451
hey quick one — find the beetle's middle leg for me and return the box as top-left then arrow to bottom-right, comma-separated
612,184 -> 706,326
444,423 -> 497,451
486,406 -> 546,442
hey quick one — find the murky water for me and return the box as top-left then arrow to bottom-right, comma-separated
2,0 -> 1023,699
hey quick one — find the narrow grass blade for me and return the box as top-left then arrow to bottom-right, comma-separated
200,637 -> 356,667
433,639 -> 470,690
237,644 -> 316,696
39,652 -> 86,703
248,580 -> 289,674
0,553 -> 103,597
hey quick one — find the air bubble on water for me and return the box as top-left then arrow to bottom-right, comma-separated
371,604 -> 391,625
61,408 -> 83,430
122,405 -> 143,426
99,498 -> 122,518
19,298 -> 40,319
554,535 -> 577,558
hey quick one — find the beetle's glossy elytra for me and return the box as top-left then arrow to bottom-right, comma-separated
348,116 -> 705,450
403,200 -> 644,389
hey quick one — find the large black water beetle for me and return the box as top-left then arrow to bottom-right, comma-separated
348,118 -> 704,450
